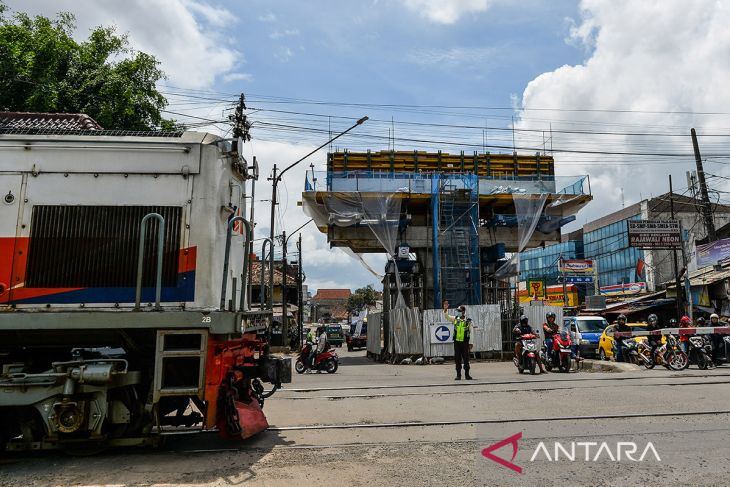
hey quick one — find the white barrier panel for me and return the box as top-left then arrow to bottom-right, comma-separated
390,307 -> 423,355
367,311 -> 382,355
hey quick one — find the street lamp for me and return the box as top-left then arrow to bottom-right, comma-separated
268,116 -> 368,245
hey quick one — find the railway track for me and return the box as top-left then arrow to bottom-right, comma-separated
276,377 -> 730,400
278,370 -> 730,394
176,411 -> 730,453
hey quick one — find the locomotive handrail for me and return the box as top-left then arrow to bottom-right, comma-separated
135,213 -> 165,310
220,216 -> 252,311
260,238 -> 274,309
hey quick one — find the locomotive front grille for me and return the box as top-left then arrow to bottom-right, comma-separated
26,205 -> 182,288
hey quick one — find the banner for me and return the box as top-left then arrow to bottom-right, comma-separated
696,238 -> 730,268
559,259 -> 594,274
527,279 -> 546,299
628,220 -> 681,249
600,282 -> 647,296
517,285 -> 578,307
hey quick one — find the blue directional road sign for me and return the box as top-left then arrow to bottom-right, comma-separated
435,325 -> 451,342
565,275 -> 594,284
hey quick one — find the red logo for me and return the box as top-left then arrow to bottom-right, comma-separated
481,432 -> 522,474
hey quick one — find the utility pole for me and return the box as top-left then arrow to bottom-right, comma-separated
268,164 -> 278,244
247,156 -> 257,307
691,128 -> 717,242
297,233 -> 303,350
669,175 -> 683,318
560,256 -> 568,306
282,231 -> 288,345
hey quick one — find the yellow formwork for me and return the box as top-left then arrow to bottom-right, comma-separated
328,150 -> 554,178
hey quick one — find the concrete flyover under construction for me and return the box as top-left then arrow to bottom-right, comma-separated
301,150 -> 593,313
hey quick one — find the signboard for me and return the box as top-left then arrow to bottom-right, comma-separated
527,279 -> 546,299
628,220 -> 681,249
565,275 -> 594,284
517,284 -> 579,307
600,282 -> 647,296
559,259 -> 594,274
696,238 -> 730,268
429,323 -> 453,344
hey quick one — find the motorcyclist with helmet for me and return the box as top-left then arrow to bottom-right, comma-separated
645,313 -> 662,360
613,314 -> 630,362
542,311 -> 559,367
513,315 -> 546,373
679,315 -> 692,353
709,313 -> 724,362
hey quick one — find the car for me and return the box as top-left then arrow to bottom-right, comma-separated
346,322 -> 367,351
326,324 -> 344,347
564,316 -> 609,358
598,323 -> 656,360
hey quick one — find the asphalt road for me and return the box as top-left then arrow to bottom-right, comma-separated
2,347 -> 730,487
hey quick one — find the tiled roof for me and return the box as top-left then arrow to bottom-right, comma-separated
313,289 -> 351,301
250,261 -> 298,286
0,112 -> 103,131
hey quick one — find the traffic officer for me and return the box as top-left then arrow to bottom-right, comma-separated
443,300 -> 473,380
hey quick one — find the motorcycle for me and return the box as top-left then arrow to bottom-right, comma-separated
711,334 -> 730,366
640,334 -> 689,371
540,337 -> 555,372
514,333 -> 539,375
553,330 -> 573,373
688,335 -> 715,370
295,343 -> 339,374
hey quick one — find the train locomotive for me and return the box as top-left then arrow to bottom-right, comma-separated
0,122 -> 288,453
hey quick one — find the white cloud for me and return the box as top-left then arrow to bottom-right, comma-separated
274,46 -> 294,62
407,46 -> 496,67
258,12 -> 277,22
516,0 -> 730,228
222,72 -> 254,83
269,29 -> 300,40
400,0 -> 492,24
5,0 -> 240,89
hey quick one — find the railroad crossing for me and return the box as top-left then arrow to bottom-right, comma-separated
3,349 -> 730,486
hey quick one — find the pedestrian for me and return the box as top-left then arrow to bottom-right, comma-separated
443,300 -> 473,380
613,314 -> 630,362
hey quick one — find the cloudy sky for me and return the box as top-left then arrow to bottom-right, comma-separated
7,0 -> 730,292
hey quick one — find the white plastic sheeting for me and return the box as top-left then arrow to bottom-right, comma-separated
496,193 -> 549,278
389,307 -> 422,355
421,304 -> 501,358
367,311 -> 382,355
321,192 -> 407,308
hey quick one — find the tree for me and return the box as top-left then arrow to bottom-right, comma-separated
0,3 -> 175,131
346,285 -> 378,313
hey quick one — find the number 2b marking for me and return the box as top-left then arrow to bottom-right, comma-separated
202,316 -> 212,323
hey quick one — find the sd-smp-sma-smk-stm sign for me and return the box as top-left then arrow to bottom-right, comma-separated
628,220 -> 681,249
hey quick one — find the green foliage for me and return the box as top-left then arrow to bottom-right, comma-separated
0,4 -> 175,130
346,285 -> 378,313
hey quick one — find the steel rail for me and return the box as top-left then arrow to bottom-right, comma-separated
276,378 -> 730,401
280,371 -> 730,393
267,409 -> 730,432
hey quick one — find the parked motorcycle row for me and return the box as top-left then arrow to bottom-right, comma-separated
514,329 -> 730,374
620,332 -> 730,371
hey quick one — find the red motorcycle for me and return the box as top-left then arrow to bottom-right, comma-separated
553,330 -> 573,373
295,343 -> 339,374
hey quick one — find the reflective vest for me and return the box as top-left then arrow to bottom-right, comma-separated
454,318 -> 468,342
